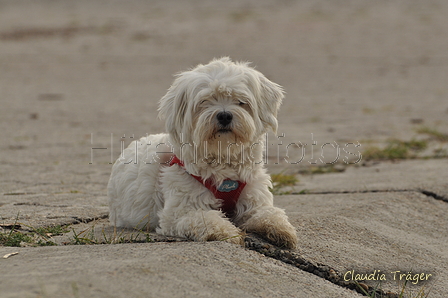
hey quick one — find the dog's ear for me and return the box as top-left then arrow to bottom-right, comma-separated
256,74 -> 284,134
158,73 -> 190,143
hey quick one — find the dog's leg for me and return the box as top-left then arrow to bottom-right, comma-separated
239,206 -> 298,249
157,209 -> 244,245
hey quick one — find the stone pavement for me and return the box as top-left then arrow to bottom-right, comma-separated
1,1 -> 448,297
1,243 -> 362,298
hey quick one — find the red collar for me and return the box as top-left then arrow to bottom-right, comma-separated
169,156 -> 246,216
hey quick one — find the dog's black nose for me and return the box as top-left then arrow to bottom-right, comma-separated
217,111 -> 233,127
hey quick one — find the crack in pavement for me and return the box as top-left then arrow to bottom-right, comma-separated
244,234 -> 398,298
70,214 -> 109,224
4,186 -> 446,297
13,202 -> 69,207
126,232 -> 403,297
244,187 -> 448,297
0,217 -> 429,297
292,188 -> 448,203
293,189 -> 411,195
419,189 -> 448,203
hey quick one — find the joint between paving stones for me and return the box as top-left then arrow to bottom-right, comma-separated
294,188 -> 448,204
71,214 -> 109,224
244,234 -> 400,298
419,189 -> 448,203
292,189 -> 411,195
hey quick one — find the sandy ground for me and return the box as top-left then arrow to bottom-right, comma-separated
1,1 -> 448,297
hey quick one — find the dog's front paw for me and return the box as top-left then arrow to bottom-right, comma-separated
159,209 -> 244,245
206,229 -> 245,246
240,206 -> 298,249
201,216 -> 244,246
264,223 -> 298,249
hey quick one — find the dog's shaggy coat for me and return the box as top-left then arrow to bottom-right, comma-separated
108,57 -> 298,248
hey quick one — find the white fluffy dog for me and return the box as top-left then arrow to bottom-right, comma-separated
108,57 -> 298,248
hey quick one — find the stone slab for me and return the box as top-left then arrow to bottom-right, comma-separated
294,159 -> 448,199
0,192 -> 108,228
0,242 -> 361,298
276,192 -> 448,297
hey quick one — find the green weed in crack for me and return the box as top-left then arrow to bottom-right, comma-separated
270,173 -> 298,195
353,278 -> 431,298
416,127 -> 448,143
355,281 -> 384,298
0,213 -> 51,247
398,279 -> 432,298
71,219 -> 153,245
362,139 -> 427,161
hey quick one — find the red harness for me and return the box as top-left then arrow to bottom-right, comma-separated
169,156 -> 246,216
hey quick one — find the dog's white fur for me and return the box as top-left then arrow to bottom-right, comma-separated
108,57 -> 298,248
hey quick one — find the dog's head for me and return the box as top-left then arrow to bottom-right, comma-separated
158,57 -> 284,150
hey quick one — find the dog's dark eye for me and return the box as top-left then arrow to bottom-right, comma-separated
238,101 -> 246,106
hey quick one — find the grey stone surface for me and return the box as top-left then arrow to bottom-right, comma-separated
0,242 -> 362,298
278,192 -> 448,296
295,159 -> 448,197
0,192 -> 108,228
1,1 -> 448,297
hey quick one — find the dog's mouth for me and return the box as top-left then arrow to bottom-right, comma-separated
217,128 -> 232,133
214,128 -> 233,138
